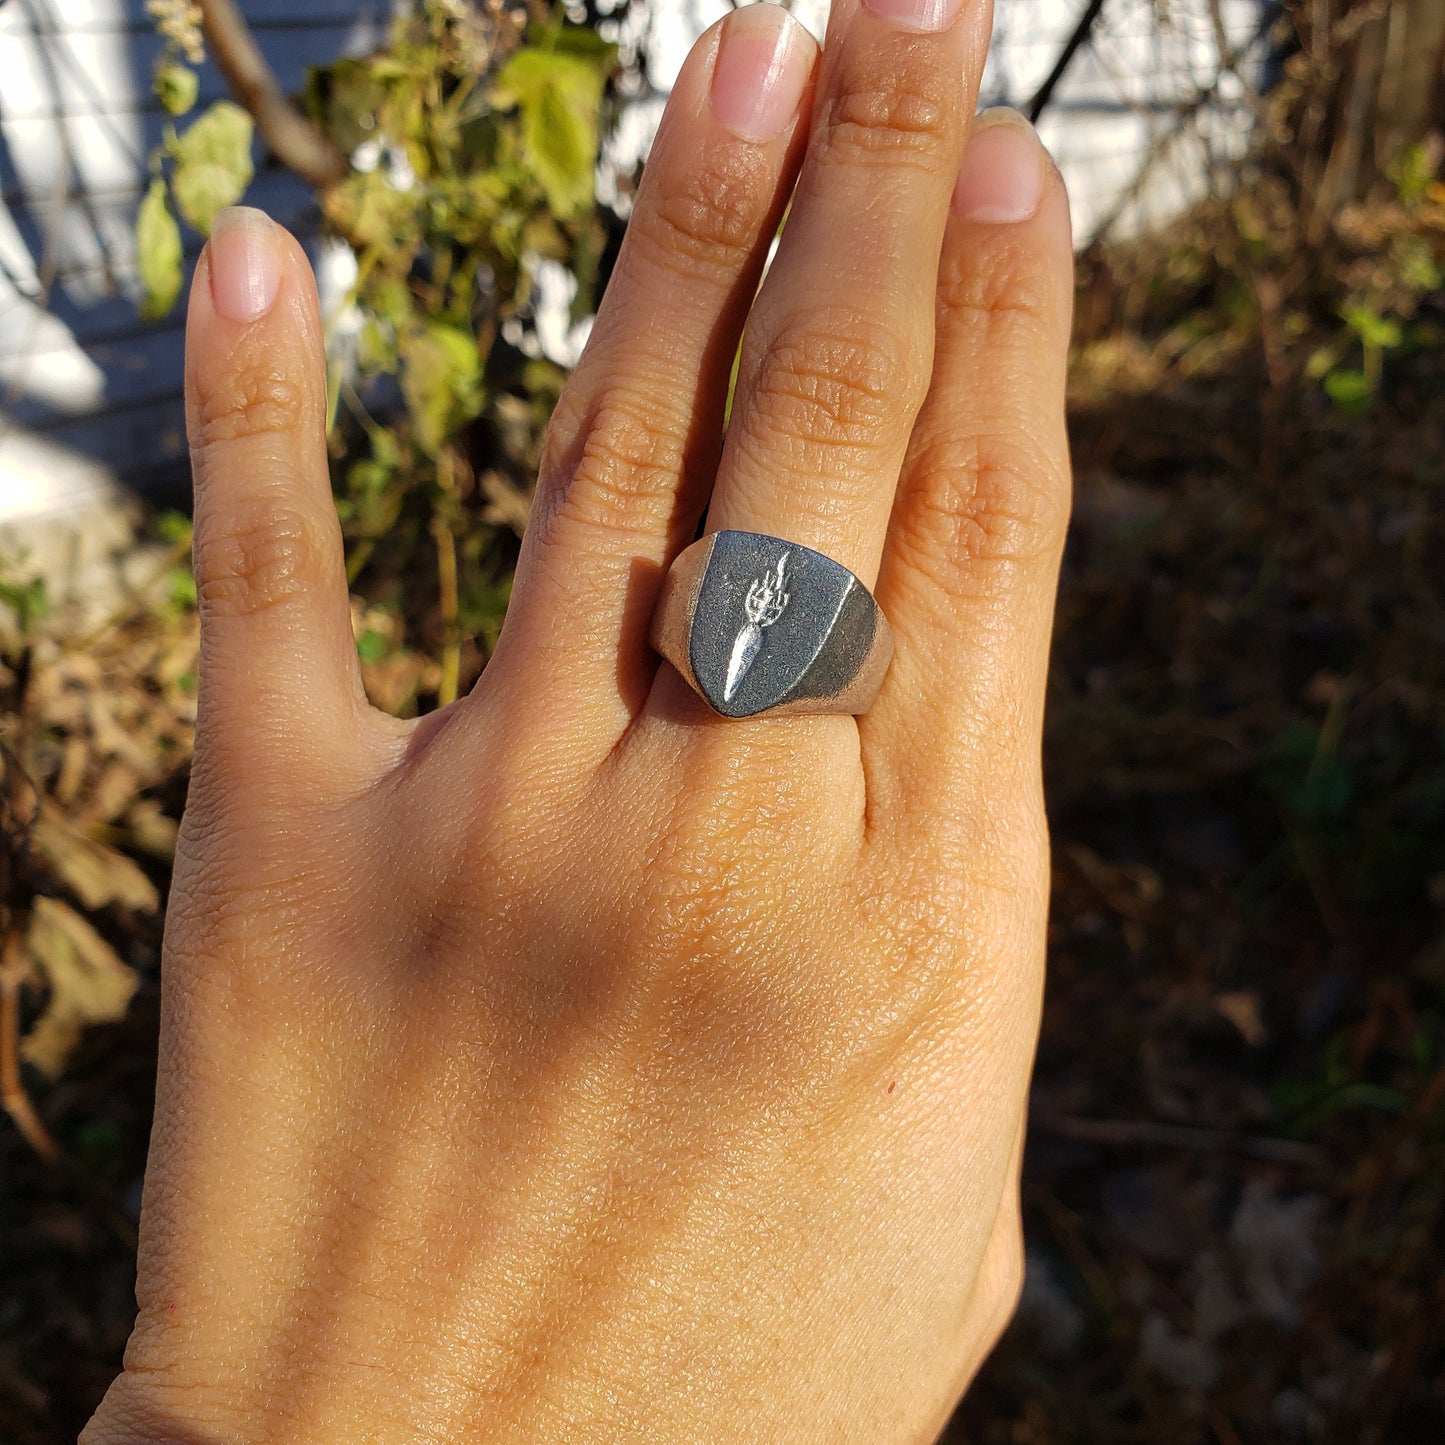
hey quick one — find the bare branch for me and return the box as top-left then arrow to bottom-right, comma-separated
1028,0 -> 1108,125
198,0 -> 348,191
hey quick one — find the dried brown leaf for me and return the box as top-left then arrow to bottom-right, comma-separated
31,804 -> 159,914
21,896 -> 138,1078
1215,991 -> 1268,1047
124,799 -> 179,861
480,468 -> 534,536
53,736 -> 90,808
84,694 -> 157,775
78,760 -> 146,827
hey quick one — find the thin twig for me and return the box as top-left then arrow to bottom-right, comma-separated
1028,0 -> 1108,124
1,930 -> 58,1163
1031,1112 -> 1327,1167
1083,19 -> 1276,249
434,448 -> 461,707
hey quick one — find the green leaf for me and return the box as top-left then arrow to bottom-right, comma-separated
1341,305 -> 1402,352
155,62 -> 198,117
1391,142 -> 1435,206
542,23 -> 616,60
171,101 -> 255,233
168,566 -> 197,610
458,570 -> 514,653
1323,368 -> 1374,411
0,574 -> 48,631
400,322 -> 483,456
1398,243 -> 1443,295
327,171 -> 411,250
154,510 -> 192,546
136,178 -> 184,320
356,628 -> 389,663
308,57 -> 384,154
22,898 -> 139,1080
1304,339 -> 1344,381
493,40 -> 613,220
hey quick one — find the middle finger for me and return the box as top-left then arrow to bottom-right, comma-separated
706,0 -> 993,588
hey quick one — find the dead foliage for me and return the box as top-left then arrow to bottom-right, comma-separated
0,165 -> 1442,1445
949,169 -> 1445,1443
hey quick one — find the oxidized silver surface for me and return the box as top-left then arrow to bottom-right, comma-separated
650,531 -> 893,718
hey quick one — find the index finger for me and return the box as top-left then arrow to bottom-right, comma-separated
184,209 -> 374,802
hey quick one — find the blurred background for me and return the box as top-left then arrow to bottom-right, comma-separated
0,1 -> 1441,1440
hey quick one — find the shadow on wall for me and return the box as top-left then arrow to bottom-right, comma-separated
0,0 -> 384,521
0,0 -> 1274,528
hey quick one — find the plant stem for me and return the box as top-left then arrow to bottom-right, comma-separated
345,537 -> 376,587
198,0 -> 348,189
434,461 -> 461,706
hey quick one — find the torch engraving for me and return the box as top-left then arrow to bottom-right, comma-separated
724,552 -> 791,702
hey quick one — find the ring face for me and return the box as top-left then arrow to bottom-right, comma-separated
650,531 -> 893,719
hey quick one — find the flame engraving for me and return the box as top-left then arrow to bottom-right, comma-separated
724,552 -> 791,702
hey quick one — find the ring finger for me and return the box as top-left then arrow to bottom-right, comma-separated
704,0 -> 993,589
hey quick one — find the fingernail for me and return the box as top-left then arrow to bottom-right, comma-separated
862,0 -> 964,35
952,108 -> 1046,222
207,206 -> 283,322
711,3 -> 812,143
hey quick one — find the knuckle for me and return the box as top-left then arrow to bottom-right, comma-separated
189,357 -> 313,449
816,63 -> 955,170
194,498 -> 335,620
937,230 -> 1064,329
899,238 -> 1071,577
746,308 -> 918,453
535,389 -> 685,547
898,434 -> 1071,573
643,146 -> 772,272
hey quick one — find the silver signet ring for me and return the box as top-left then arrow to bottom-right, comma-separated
649,531 -> 893,718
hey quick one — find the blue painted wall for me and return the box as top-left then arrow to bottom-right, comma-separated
0,0 -> 385,489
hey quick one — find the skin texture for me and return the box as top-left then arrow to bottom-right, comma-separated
83,2 -> 1074,1440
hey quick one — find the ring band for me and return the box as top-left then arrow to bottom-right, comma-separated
650,531 -> 893,718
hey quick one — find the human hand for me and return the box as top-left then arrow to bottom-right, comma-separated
84,1 -> 1072,1440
